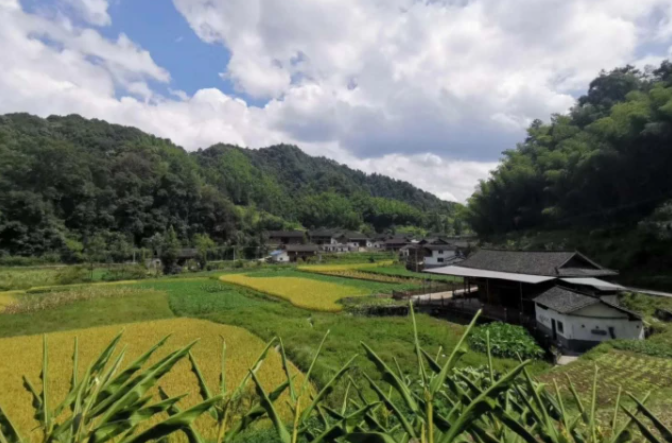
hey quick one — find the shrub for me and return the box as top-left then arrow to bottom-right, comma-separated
100,264 -> 148,281
0,255 -> 60,267
608,338 -> 672,359
54,266 -> 92,285
468,321 -> 544,359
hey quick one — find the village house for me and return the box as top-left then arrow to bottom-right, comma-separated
402,243 -> 465,270
534,286 -> 643,352
383,236 -> 411,252
425,249 -> 643,352
309,228 -> 340,245
270,244 -> 320,262
335,232 -> 371,251
267,230 -> 306,245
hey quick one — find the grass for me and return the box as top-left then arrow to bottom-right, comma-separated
305,269 -> 417,284
361,265 -> 462,282
2,285 -> 158,314
0,266 -> 62,291
219,269 -> 420,311
297,261 -> 395,272
0,291 -> 19,312
0,318 -> 307,441
136,279 -> 268,315
156,280 -> 549,395
0,290 -> 173,338
0,265 -> 142,291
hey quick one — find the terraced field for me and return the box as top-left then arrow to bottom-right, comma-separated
219,273 -> 374,311
539,349 -> 672,403
297,261 -> 394,272
0,318 -> 307,441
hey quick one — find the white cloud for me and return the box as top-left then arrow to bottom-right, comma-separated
173,0 -> 672,161
62,0 -> 111,26
2,0 -> 672,202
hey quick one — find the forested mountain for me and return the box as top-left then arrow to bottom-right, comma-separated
468,61 -> 672,237
0,113 -> 459,259
466,61 -> 672,286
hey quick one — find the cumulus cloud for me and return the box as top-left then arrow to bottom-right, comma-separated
173,0 -> 672,162
62,0 -> 111,26
2,0 -> 672,202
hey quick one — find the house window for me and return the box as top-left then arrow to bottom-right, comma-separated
557,321 -> 564,334
438,258 -> 445,263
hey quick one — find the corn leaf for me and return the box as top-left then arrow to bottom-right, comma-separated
0,405 -> 21,443
249,371 -> 291,443
300,355 -> 356,423
343,432 -> 399,443
119,395 -> 222,443
429,311 -> 481,395
439,360 -> 530,443
361,342 -> 418,413
627,393 -> 672,442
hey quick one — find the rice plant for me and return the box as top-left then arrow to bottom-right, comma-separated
0,333 -> 219,443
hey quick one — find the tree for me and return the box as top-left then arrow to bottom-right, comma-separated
160,226 -> 181,274
84,233 -> 107,274
194,233 -> 215,269
107,232 -> 133,262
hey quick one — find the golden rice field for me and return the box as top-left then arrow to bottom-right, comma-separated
0,291 -> 19,312
220,274 -> 370,311
297,260 -> 394,273
0,318 -> 308,442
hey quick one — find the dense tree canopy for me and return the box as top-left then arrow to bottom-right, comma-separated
0,114 -> 459,259
468,61 -> 672,237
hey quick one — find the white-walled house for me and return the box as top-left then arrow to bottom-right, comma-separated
534,286 -> 644,352
422,245 -> 464,267
401,244 -> 464,268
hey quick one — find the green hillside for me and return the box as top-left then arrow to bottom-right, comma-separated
466,61 -> 672,286
0,113 -> 459,260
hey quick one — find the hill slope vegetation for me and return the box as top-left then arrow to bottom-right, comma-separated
0,113 -> 458,259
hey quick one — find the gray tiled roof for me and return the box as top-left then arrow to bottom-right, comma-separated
534,286 -> 641,319
534,286 -> 601,313
285,244 -> 320,252
458,250 -> 616,277
268,230 -> 305,238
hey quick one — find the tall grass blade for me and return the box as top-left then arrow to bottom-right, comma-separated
361,342 -> 418,412
119,395 -> 222,443
0,405 -> 21,443
429,310 -> 481,395
439,360 -> 530,443
627,393 -> 672,442
278,338 -> 296,402
300,355 -> 357,423
250,371 -> 291,443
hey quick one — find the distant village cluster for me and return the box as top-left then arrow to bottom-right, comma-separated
265,229 -> 474,268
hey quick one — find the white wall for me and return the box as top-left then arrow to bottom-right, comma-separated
535,303 -> 644,343
273,251 -> 290,262
425,250 -> 458,266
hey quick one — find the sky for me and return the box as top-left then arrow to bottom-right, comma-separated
2,0 -> 672,202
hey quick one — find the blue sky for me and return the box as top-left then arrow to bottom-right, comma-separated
104,0 -> 231,97
3,0 -> 672,201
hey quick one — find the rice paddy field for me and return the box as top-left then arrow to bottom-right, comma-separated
1,261 -> 671,440
0,318 -> 307,442
296,261 -> 395,272
219,273 -> 380,311
360,265 -> 463,282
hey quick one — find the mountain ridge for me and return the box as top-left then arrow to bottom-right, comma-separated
0,112 -> 460,257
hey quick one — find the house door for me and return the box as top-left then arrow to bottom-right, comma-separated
551,319 -> 557,341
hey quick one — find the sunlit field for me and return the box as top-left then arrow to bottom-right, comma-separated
0,318 -> 308,442
219,273 -> 373,311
